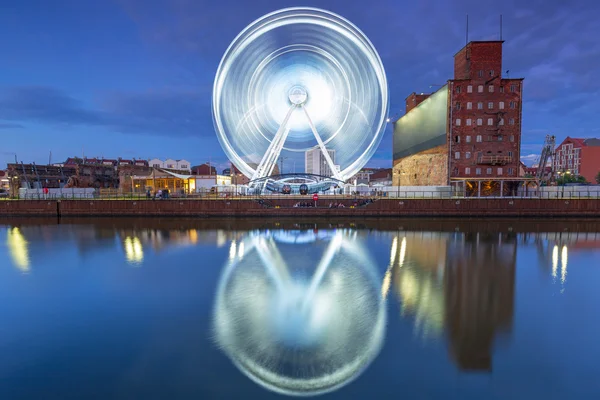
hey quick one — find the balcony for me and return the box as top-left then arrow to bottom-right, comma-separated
477,155 -> 512,165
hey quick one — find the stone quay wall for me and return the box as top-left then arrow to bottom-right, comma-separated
1,198 -> 599,218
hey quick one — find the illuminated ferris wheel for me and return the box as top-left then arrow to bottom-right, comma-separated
212,7 -> 389,183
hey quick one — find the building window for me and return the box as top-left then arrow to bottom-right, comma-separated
510,84 -> 517,92
456,118 -> 461,126
476,168 -> 482,175
487,168 -> 492,174
454,135 -> 460,143
490,70 -> 495,76
510,135 -> 514,142
478,70 -> 484,78
467,85 -> 473,93
477,118 -> 483,126
510,101 -> 517,109
466,119 -> 472,126
500,86 -> 504,93
508,167 -> 514,175
476,135 -> 482,142
509,118 -> 515,125
467,102 -> 472,110
498,135 -> 503,141
489,85 -> 494,92
487,118 -> 493,126
499,101 -> 505,109
465,167 -> 471,174
488,102 -> 494,109
508,151 -> 513,158
478,85 -> 483,93
466,152 -> 471,159
477,102 -> 483,110
466,135 -> 472,142
499,118 -> 505,125
456,86 -> 461,93
498,167 -> 503,175
153,164 -> 160,168
455,152 -> 460,159
456,102 -> 461,110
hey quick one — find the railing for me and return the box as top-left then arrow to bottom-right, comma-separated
4,188 -> 600,201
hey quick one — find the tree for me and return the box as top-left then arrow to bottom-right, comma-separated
596,170 -> 600,184
556,173 -> 586,186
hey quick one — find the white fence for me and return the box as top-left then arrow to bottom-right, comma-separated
519,185 -> 600,198
352,186 -> 456,198
19,188 -> 96,199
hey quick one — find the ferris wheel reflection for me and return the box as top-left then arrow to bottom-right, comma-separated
213,229 -> 386,396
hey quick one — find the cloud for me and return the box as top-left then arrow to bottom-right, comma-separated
520,153 -> 539,166
0,86 -> 102,125
0,122 -> 24,129
0,86 -> 213,137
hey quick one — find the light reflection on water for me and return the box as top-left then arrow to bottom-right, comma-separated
0,219 -> 599,399
213,229 -> 385,396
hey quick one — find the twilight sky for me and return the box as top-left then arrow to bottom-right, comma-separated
1,0 -> 598,171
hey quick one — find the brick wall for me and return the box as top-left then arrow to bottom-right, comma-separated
393,144 -> 448,186
581,147 -> 600,183
454,42 -> 503,81
449,79 -> 523,179
406,92 -> 431,113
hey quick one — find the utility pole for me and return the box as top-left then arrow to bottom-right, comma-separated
278,156 -> 288,175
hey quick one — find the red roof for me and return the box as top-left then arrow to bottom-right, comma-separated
557,137 -> 587,149
370,168 -> 393,180
192,164 -> 217,175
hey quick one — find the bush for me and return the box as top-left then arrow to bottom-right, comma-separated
556,173 -> 586,186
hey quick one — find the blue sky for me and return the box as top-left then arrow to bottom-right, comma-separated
1,0 -> 598,171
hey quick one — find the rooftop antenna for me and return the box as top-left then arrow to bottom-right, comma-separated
500,14 -> 503,40
466,14 -> 469,45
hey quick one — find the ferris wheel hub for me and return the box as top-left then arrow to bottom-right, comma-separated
288,85 -> 308,105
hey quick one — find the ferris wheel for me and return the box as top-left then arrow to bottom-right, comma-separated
212,7 -> 389,183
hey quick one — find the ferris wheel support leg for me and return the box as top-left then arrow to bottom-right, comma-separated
253,236 -> 291,291
301,233 -> 343,311
302,106 -> 343,181
251,105 -> 296,182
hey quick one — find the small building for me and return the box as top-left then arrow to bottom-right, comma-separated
192,163 -> 217,175
0,170 -> 9,190
130,169 -> 196,194
369,168 -> 393,186
148,158 -> 190,171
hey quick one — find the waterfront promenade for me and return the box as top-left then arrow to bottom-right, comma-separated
1,197 -> 599,218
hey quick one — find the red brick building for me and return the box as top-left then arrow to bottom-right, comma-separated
393,41 -> 524,188
553,137 -> 600,182
450,41 -> 523,180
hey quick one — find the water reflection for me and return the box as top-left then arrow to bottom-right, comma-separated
1,219 -> 600,398
213,229 -> 386,396
1,222 -> 241,269
123,236 -> 144,264
6,227 -> 30,273
388,231 -> 516,371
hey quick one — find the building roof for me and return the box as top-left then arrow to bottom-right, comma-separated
584,138 -> 600,146
558,137 -> 587,148
453,40 -> 505,57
